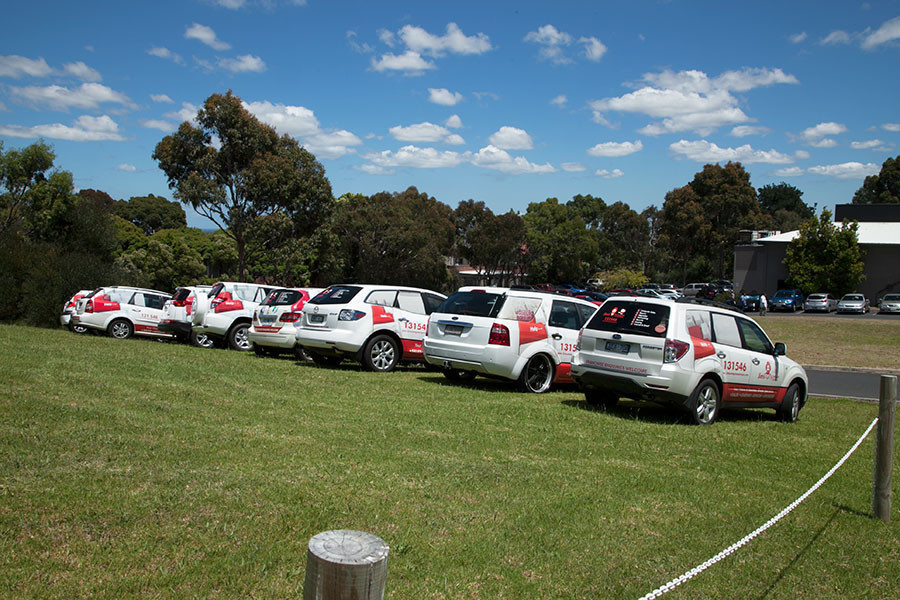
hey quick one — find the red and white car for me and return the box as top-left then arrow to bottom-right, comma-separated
248,287 -> 323,357
61,289 -> 93,333
423,287 -> 599,393
158,285 -> 213,347
192,282 -> 275,350
296,284 -> 447,371
71,286 -> 173,339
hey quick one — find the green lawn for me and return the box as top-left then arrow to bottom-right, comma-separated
1,324 -> 898,599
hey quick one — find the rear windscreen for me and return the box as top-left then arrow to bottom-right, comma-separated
172,288 -> 192,302
310,286 -> 362,305
262,290 -> 305,306
438,291 -> 505,318
585,300 -> 670,338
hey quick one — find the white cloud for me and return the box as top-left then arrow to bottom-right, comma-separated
851,139 -> 891,151
356,163 -> 395,175
364,145 -> 467,169
550,95 -> 568,108
150,94 -> 174,104
773,167 -> 805,177
243,100 -> 320,136
794,121 -> 847,147
428,88 -> 463,106
117,163 -> 137,172
0,114 -> 125,142
445,114 -> 462,129
580,36 -> 607,62
370,51 -> 435,75
398,23 -> 492,57
470,145 -> 555,174
346,31 -> 374,54
147,47 -> 184,65
789,32 -> 808,44
218,54 -> 267,73
524,24 -> 574,64
669,139 -> 794,164
807,162 -> 879,179
731,125 -> 770,137
444,133 -> 465,145
215,0 -> 246,8
587,140 -> 643,157
862,16 -> 900,50
561,162 -> 586,172
821,30 -> 851,45
164,102 -> 200,123
141,119 -> 177,132
62,61 -> 101,82
302,130 -> 362,159
883,123 -> 900,132
488,126 -> 533,150
9,82 -> 134,111
389,121 -> 452,143
377,29 -> 396,47
0,55 -> 53,78
596,168 -> 624,179
185,23 -> 231,51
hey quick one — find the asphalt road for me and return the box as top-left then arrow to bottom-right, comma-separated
806,367 -> 899,401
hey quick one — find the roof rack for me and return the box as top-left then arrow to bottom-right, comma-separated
675,296 -> 744,313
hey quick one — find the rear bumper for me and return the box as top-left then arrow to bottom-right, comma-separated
571,362 -> 691,407
249,327 -> 296,349
423,339 -> 520,379
297,326 -> 365,354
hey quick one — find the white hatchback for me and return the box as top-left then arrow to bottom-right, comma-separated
71,286 -> 173,340
248,287 -> 323,357
297,284 -> 447,371
423,287 -> 599,393
571,297 -> 808,424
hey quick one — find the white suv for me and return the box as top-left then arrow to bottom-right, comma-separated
192,282 -> 275,350
248,286 -> 323,357
423,287 -> 599,393
71,286 -> 173,340
570,297 -> 808,424
61,289 -> 92,333
297,284 -> 446,371
158,285 -> 213,347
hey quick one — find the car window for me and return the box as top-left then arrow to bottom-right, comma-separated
263,289 -> 305,306
311,286 -> 362,305
585,300 -> 670,338
884,295 -> 900,302
711,313 -> 742,348
366,290 -> 397,307
548,300 -> 582,330
144,294 -> 167,310
130,292 -> 146,307
396,291 -> 426,315
423,293 -> 445,315
438,291 -> 504,317
108,290 -> 131,304
737,318 -> 773,354
685,310 -> 712,341
498,297 -> 543,322
576,303 -> 597,324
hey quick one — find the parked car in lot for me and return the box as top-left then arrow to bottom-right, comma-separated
681,283 -> 707,297
878,293 -> 900,314
803,293 -> 838,313
192,282 -> 276,350
738,291 -> 762,312
71,286 -> 173,339
159,285 -> 213,347
297,284 -> 447,371
61,289 -> 93,333
770,289 -> 804,312
837,293 -> 870,314
423,287 -> 599,393
248,287 -> 323,357
570,296 -> 808,424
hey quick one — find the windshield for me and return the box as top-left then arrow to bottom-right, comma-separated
842,294 -> 863,301
262,289 -> 306,306
773,290 -> 795,298
437,291 -> 505,318
884,295 -> 900,302
585,300 -> 670,338
807,294 -> 825,300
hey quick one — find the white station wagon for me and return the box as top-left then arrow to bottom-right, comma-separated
423,287 -> 599,393
248,286 -> 323,357
71,286 -> 173,340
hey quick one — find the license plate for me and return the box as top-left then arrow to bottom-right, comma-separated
605,340 -> 630,354
310,314 -> 325,324
444,324 -> 463,336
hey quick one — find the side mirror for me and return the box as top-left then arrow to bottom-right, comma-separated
774,342 -> 786,356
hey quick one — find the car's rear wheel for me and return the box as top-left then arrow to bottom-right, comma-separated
68,323 -> 89,334
363,334 -> 399,372
778,383 -> 801,423
190,331 -> 215,349
518,354 -> 554,393
293,346 -> 312,361
227,322 -> 252,351
107,318 -> 133,340
442,368 -> 477,382
584,390 -> 619,410
689,379 -> 720,425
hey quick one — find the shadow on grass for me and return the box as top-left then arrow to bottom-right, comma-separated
563,398 -> 782,425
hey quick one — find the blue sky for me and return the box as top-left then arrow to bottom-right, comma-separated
2,1 -> 899,229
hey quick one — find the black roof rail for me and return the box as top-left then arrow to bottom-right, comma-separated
675,296 -> 744,313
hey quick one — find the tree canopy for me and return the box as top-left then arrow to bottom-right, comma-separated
757,182 -> 814,232
853,154 -> 900,204
783,209 -> 865,296
113,194 -> 186,235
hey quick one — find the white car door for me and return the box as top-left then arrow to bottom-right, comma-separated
129,292 -> 168,334
710,312 -> 759,403
735,317 -> 788,402
395,291 -> 430,359
546,299 -> 592,382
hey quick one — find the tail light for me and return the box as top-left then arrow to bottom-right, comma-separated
280,312 -> 303,323
212,292 -> 243,313
85,300 -> 94,313
575,329 -> 583,352
210,293 -> 228,309
173,299 -> 187,307
664,339 -> 690,363
488,323 -> 510,346
339,309 -> 366,321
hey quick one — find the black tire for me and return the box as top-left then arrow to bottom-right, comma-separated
253,344 -> 269,357
688,379 -> 720,425
442,368 -> 477,381
190,331 -> 215,349
107,318 -> 133,340
293,346 -> 313,361
68,323 -> 89,334
778,383 -> 801,423
227,322 -> 252,351
310,351 -> 342,367
584,389 -> 619,410
362,334 -> 399,372
518,354 -> 555,393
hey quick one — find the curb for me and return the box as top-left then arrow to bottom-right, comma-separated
802,364 -> 900,377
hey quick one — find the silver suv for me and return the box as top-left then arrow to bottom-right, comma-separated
570,297 -> 808,424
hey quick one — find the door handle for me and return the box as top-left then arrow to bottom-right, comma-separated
751,358 -> 760,365
552,334 -> 562,340
716,352 -> 727,359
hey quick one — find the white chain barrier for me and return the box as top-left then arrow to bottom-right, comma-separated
638,417 -> 880,600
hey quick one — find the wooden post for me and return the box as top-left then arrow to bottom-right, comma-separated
303,530 -> 389,600
873,375 -> 897,522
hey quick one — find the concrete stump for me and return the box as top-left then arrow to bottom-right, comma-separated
303,530 -> 389,600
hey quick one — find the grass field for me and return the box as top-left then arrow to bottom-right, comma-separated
1,324 -> 898,599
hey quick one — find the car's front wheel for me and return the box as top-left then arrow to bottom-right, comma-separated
363,334 -> 399,372
778,383 -> 801,423
227,322 -> 252,351
689,379 -> 720,425
107,318 -> 133,340
518,354 -> 554,393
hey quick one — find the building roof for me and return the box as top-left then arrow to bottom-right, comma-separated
758,222 -> 899,245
